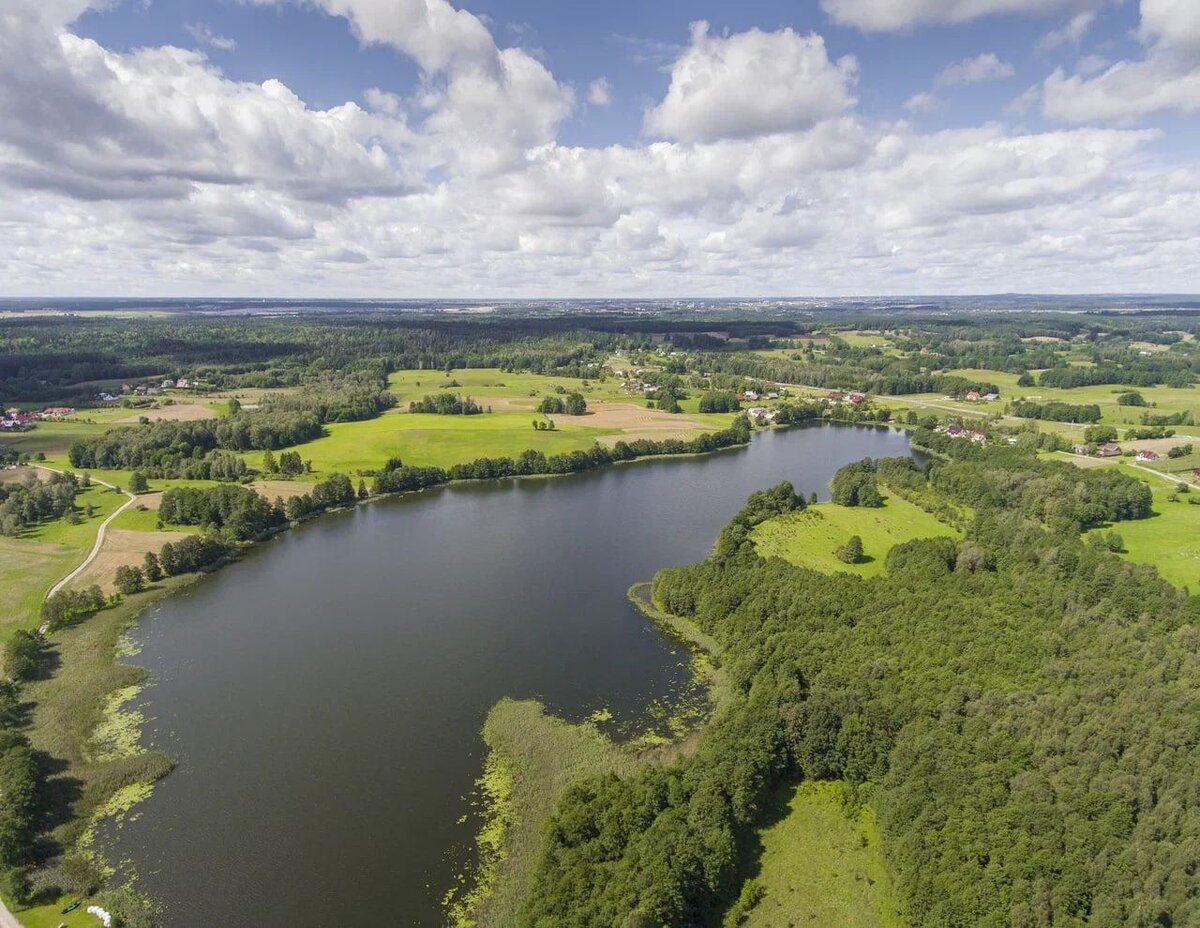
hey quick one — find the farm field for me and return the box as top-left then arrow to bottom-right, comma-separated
742,781 -> 903,928
751,493 -> 961,578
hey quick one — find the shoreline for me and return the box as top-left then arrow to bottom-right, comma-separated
448,584 -> 731,928
12,414 -> 893,925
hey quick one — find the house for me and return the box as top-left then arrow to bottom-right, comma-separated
970,431 -> 987,444
1072,444 -> 1090,455
747,406 -> 777,422
946,425 -> 966,438
1098,443 -> 1122,457
743,390 -> 760,401
98,392 -> 118,403
965,390 -> 981,401
162,379 -> 174,389
848,392 -> 866,405
825,390 -> 845,404
766,392 -> 779,400
983,393 -> 1000,402
1135,450 -> 1160,463
40,406 -> 74,419
175,378 -> 191,389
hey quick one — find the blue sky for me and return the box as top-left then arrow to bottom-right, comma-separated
2,0 -> 1198,296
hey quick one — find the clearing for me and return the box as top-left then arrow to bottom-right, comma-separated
740,781 -> 904,928
751,494 -> 961,578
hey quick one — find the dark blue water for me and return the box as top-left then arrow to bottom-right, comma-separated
111,422 -> 915,927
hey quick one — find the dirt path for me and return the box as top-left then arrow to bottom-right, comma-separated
34,465 -> 137,631
0,899 -> 21,928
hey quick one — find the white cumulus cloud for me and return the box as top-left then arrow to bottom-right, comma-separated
644,22 -> 857,143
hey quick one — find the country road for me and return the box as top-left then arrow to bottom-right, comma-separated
35,465 -> 138,629
0,467 -> 137,925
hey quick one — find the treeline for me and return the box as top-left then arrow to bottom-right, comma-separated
373,417 -> 753,494
159,475 -> 361,539
1038,359 -> 1196,389
517,450 -> 1187,927
538,393 -> 587,415
0,470 -> 78,535
158,485 -> 285,541
1010,399 -> 1102,423
409,393 -> 483,415
66,374 -> 393,477
698,391 -> 741,413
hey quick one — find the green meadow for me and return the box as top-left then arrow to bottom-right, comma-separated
741,782 -> 904,928
242,408 -> 620,476
1084,463 -> 1200,590
751,494 -> 961,578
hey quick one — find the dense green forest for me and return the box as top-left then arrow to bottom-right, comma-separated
516,449 -> 1190,928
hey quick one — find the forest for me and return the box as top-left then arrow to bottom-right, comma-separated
515,449 -> 1191,928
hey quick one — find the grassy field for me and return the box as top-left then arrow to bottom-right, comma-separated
751,495 -> 961,578
740,781 -> 904,928
1084,463 -> 1200,590
0,480 -> 131,639
904,368 -> 1200,430
231,368 -> 735,478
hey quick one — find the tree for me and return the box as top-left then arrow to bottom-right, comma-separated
278,451 -> 304,477
836,535 -> 864,564
564,393 -> 587,416
143,551 -> 163,583
1017,372 -> 1035,387
128,471 -> 149,494
357,479 -> 369,500
3,632 -> 40,681
114,564 -> 146,596
262,449 -> 278,474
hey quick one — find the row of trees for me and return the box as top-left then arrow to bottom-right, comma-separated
538,393 -> 587,415
409,393 -> 484,415
1010,399 -> 1103,423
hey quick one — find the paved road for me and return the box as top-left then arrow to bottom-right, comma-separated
35,465 -> 138,630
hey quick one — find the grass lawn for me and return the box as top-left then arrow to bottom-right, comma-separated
741,781 -> 904,928
751,494 -> 961,578
1083,464 -> 1200,591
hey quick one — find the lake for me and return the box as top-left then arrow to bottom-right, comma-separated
110,422 -> 916,927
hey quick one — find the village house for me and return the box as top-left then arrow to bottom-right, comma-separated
743,390 -> 760,401
945,425 -> 966,438
40,406 -> 75,419
965,390 -> 982,401
1098,443 -> 1122,457
983,392 -> 1000,402
1072,444 -> 1090,455
824,390 -> 845,404
175,378 -> 191,389
970,431 -> 987,444
1135,450 -> 1160,463
747,406 -> 777,422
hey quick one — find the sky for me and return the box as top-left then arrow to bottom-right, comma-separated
0,0 -> 1198,297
